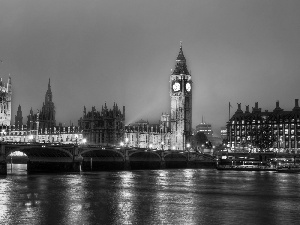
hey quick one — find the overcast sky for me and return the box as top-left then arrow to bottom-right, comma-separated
1,0 -> 300,136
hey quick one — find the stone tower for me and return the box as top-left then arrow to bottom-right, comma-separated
170,43 -> 192,150
39,78 -> 56,129
0,76 -> 12,126
15,104 -> 23,129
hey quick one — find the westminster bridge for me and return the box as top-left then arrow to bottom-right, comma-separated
0,142 -> 215,175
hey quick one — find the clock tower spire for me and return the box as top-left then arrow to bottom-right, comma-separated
170,42 -> 192,150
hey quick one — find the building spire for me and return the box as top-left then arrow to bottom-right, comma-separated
48,78 -> 51,90
172,41 -> 189,75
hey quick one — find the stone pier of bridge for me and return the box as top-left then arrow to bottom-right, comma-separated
0,145 -> 7,175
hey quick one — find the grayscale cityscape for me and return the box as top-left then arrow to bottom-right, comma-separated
0,1 -> 300,224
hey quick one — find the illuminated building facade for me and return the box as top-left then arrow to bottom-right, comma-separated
170,43 -> 193,150
124,118 -> 171,149
0,76 -> 12,126
0,125 -> 83,143
228,100 -> 300,152
78,103 -> 125,145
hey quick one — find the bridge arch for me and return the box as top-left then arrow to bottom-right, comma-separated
129,150 -> 162,170
80,149 -> 124,171
5,146 -> 73,159
164,152 -> 187,168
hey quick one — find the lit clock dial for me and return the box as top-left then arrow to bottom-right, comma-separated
186,83 -> 191,92
173,82 -> 180,92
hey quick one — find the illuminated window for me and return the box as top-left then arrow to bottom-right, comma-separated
285,141 -> 289,148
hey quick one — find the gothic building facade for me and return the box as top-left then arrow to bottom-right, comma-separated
170,43 -> 193,150
0,77 -> 12,126
78,103 -> 125,145
2,78 -> 82,144
124,117 -> 171,149
125,43 -> 193,150
14,79 -> 56,131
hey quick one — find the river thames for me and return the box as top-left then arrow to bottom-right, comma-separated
0,164 -> 300,225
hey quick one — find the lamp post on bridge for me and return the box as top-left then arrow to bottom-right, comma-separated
186,143 -> 191,161
161,142 -> 164,152
125,137 -> 129,148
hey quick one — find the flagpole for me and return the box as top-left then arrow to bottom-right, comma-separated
229,102 -> 231,121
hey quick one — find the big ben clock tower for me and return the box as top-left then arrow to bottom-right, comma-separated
170,42 -> 192,150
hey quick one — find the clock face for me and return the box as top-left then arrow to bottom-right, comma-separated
173,82 -> 180,92
186,83 -> 191,92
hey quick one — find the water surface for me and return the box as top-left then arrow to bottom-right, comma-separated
1,164 -> 300,224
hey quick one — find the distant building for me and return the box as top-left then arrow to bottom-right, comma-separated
0,76 -> 12,126
220,127 -> 227,140
78,103 -> 125,145
228,100 -> 300,152
194,121 -> 222,147
195,122 -> 213,138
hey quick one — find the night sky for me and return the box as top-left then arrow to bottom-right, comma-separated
1,0 -> 300,136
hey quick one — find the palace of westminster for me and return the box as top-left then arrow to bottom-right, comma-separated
1,44 -> 300,152
0,44 -> 193,150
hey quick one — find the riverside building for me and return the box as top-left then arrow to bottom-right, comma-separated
228,100 -> 300,153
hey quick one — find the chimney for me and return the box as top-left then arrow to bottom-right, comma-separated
245,105 -> 249,113
252,102 -> 261,113
293,99 -> 300,111
235,103 -> 243,114
274,100 -> 283,113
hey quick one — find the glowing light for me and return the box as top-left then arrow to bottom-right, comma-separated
120,142 -> 124,147
82,138 -> 87,144
186,143 -> 190,148
125,137 -> 129,143
149,144 -> 153,149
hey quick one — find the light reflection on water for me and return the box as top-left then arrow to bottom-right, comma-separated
0,165 -> 300,224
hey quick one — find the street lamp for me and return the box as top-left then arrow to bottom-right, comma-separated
186,143 -> 190,150
28,135 -> 33,142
